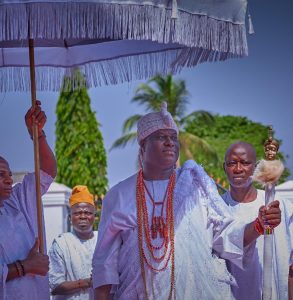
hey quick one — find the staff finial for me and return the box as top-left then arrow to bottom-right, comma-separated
264,125 -> 279,161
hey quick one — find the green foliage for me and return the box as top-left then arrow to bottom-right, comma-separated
55,71 -> 108,202
93,199 -> 103,230
133,74 -> 189,118
184,114 -> 290,188
112,74 -> 218,164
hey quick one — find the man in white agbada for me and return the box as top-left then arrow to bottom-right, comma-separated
49,185 -> 98,299
0,101 -> 57,300
92,102 -> 281,300
222,141 -> 292,300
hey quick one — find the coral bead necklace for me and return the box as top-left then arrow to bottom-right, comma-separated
136,169 -> 176,300
143,180 -> 168,242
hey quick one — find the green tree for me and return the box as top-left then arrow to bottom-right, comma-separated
111,74 -> 218,164
184,114 -> 290,188
55,71 -> 108,207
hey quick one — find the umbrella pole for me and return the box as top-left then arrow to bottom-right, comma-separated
29,38 -> 44,254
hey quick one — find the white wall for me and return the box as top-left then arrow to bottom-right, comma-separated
43,182 -> 72,248
276,180 -> 293,203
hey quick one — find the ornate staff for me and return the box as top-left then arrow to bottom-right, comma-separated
252,126 -> 284,300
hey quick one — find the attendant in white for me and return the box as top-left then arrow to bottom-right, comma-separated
0,101 -> 57,300
222,141 -> 292,300
49,185 -> 97,300
92,102 -> 281,300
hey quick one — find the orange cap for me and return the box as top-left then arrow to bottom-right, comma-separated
69,185 -> 94,207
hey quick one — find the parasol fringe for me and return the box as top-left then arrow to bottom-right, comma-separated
0,49 -> 179,92
172,12 -> 248,56
0,2 -> 247,56
0,43 -> 247,92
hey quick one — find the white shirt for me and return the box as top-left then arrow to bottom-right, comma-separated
49,231 -> 98,300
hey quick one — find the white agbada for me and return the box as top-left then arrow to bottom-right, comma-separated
92,160 -> 253,300
222,189 -> 293,300
49,231 -> 98,300
0,171 -> 53,300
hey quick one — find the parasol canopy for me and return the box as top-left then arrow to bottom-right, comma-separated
0,0 -> 249,252
0,0 -> 249,91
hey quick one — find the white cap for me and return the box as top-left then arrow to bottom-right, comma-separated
137,102 -> 178,144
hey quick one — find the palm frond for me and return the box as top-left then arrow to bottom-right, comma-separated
180,110 -> 215,127
132,74 -> 189,119
110,132 -> 138,151
150,75 -> 167,92
133,83 -> 161,106
180,144 -> 194,160
169,80 -> 189,118
179,131 -> 218,164
151,75 -> 189,117
133,84 -> 157,99
122,114 -> 142,133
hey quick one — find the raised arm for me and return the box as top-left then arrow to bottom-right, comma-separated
25,100 -> 57,178
243,200 -> 281,246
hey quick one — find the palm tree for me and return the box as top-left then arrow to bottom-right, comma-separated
111,74 -> 218,164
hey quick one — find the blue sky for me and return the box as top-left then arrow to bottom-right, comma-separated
0,0 -> 292,187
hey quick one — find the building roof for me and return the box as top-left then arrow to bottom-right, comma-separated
276,180 -> 293,191
12,171 -> 27,183
47,181 -> 72,193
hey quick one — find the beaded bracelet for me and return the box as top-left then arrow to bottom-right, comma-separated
18,260 -> 26,275
77,279 -> 82,289
14,261 -> 24,277
254,217 -> 264,235
87,278 -> 92,288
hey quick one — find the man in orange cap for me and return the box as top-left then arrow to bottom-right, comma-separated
49,185 -> 98,300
